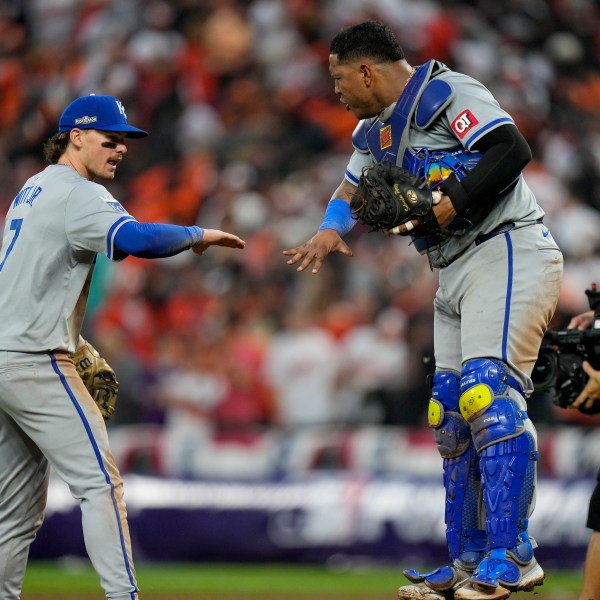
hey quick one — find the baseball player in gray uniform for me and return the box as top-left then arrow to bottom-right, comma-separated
0,94 -> 245,599
284,21 -> 563,600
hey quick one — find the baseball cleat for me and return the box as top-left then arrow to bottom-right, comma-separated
397,583 -> 453,600
453,584 -> 512,600
454,554 -> 544,600
398,563 -> 472,600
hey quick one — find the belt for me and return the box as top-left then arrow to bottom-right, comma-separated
474,222 -> 515,246
439,218 -> 544,268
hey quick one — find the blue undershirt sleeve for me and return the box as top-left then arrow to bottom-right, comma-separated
113,221 -> 204,259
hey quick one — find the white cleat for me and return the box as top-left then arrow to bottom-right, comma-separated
454,558 -> 545,600
398,565 -> 472,600
397,583 -> 451,600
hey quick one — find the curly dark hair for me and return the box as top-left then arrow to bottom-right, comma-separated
43,132 -> 70,164
330,21 -> 405,64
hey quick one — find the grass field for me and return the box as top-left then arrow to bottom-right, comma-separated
20,561 -> 582,599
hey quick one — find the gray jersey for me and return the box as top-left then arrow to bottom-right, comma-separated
0,164 -> 134,352
345,68 -> 545,268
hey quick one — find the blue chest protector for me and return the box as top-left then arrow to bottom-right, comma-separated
352,60 -> 468,170
352,61 -> 482,246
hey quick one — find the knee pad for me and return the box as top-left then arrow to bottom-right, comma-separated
459,359 -> 538,550
428,371 -> 470,459
459,358 -> 527,451
428,371 -> 486,563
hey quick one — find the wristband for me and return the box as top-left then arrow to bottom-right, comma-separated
187,225 -> 205,245
318,199 -> 356,236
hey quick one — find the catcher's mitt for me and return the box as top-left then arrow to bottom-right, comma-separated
350,161 -> 442,238
71,341 -> 119,420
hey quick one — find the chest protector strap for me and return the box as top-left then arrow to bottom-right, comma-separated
352,60 -> 451,167
414,78 -> 455,130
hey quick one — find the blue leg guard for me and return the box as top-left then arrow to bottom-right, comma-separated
457,359 -> 544,594
403,371 -> 486,592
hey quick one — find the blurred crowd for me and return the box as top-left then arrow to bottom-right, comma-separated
1,0 -> 600,476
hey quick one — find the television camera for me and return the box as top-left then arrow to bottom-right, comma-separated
532,285 -> 600,414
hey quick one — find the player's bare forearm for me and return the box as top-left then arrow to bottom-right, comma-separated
283,229 -> 352,274
192,229 -> 246,255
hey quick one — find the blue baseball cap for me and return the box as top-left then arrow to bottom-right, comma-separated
58,94 -> 148,138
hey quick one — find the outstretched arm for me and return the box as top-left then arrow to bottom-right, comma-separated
114,221 -> 244,259
283,179 -> 355,274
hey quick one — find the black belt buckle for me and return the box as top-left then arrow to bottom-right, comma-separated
475,222 -> 515,246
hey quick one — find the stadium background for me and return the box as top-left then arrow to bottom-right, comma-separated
1,0 -> 600,596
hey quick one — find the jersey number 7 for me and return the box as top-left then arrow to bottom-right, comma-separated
0,219 -> 23,272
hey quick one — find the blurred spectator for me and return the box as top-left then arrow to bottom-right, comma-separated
263,308 -> 340,428
156,331 -> 228,478
91,326 -> 152,426
339,307 -> 411,425
215,320 -> 276,435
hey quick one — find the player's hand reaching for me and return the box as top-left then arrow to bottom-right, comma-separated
283,229 -> 352,274
192,229 -> 246,255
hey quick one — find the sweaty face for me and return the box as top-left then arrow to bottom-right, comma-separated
329,54 -> 381,119
78,130 -> 127,180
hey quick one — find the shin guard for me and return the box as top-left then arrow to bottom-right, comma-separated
459,359 -> 538,558
427,371 -> 486,567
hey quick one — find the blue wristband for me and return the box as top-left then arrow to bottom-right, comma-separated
187,225 -> 205,245
318,199 -> 355,236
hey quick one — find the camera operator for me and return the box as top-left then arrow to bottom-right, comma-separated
567,308 -> 600,600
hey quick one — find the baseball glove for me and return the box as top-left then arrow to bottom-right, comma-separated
350,161 -> 442,237
71,341 -> 119,420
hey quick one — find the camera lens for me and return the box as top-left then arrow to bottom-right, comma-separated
532,347 -> 557,390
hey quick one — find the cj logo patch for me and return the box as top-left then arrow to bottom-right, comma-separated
451,110 -> 479,139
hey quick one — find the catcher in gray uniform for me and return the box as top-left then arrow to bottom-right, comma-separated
0,94 -> 245,599
284,21 -> 563,600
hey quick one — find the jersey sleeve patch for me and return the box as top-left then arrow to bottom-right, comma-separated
101,195 -> 128,214
451,109 -> 479,139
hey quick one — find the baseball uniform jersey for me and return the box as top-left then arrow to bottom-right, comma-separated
0,164 -> 134,353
